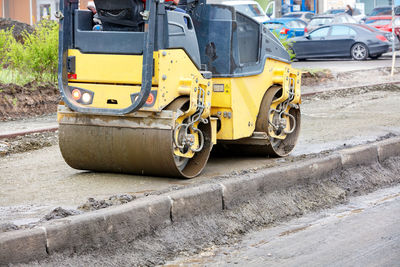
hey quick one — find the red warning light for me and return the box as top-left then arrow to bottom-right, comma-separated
68,73 -> 77,79
72,89 -> 81,101
146,93 -> 154,105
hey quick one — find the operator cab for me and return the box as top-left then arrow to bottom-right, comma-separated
71,0 -> 288,76
94,0 -> 145,32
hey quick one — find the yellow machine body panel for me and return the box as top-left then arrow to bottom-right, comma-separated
211,59 -> 301,141
67,49 -> 212,114
68,49 -> 159,85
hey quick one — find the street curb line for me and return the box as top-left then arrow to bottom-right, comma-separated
0,127 -> 59,140
45,195 -> 171,254
0,228 -> 47,264
302,81 -> 400,97
1,137 -> 400,264
338,144 -> 378,168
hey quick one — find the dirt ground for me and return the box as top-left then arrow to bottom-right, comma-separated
0,82 -> 59,121
301,67 -> 400,89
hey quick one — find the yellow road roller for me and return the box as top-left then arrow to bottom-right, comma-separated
57,0 -> 301,178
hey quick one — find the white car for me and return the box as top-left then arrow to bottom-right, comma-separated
222,1 -> 270,23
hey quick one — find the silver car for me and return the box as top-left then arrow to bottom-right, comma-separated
282,12 -> 315,23
306,13 -> 357,32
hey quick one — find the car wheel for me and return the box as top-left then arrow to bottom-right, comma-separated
370,54 -> 382,60
351,43 -> 368,60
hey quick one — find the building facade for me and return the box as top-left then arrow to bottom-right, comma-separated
0,0 -> 37,24
0,0 -> 84,25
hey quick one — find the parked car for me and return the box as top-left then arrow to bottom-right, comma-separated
358,23 -> 400,52
365,16 -> 400,39
361,6 -> 400,23
282,12 -> 315,23
264,18 -> 307,39
324,8 -> 364,21
306,13 -> 357,32
289,24 -> 390,60
222,1 -> 270,23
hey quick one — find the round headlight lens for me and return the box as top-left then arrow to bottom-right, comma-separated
82,92 -> 91,103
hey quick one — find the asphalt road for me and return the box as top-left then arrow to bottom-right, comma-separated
165,185 -> 400,267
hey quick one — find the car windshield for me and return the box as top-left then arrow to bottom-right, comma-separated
309,18 -> 333,26
234,4 -> 265,17
283,13 -> 302,18
368,7 -> 391,16
264,22 -> 283,30
365,19 -> 391,26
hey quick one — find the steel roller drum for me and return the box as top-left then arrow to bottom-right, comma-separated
58,114 -> 212,178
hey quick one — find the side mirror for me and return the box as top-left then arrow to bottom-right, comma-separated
305,34 -> 310,39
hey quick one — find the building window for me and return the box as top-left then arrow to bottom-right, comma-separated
40,4 -> 51,20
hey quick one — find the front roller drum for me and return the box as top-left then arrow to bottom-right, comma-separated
59,117 -> 212,178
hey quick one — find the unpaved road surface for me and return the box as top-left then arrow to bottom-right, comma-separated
165,185 -> 400,267
1,84 -> 400,227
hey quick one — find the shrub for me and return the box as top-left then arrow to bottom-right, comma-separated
0,28 -> 13,67
272,31 -> 296,60
22,20 -> 59,82
0,19 -> 59,84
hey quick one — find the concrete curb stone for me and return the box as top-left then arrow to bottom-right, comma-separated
167,184 -> 223,222
339,144 -> 378,168
377,137 -> 400,162
45,195 -> 171,254
221,154 -> 342,209
0,228 -> 47,265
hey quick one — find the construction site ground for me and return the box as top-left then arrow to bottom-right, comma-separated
1,59 -> 400,226
1,58 -> 400,265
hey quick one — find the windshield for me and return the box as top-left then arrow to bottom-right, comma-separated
366,19 -> 391,26
309,18 -> 333,26
283,13 -> 302,18
368,7 -> 391,16
264,22 -> 284,30
234,4 -> 265,17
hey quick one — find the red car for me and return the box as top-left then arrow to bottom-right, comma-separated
365,16 -> 400,39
